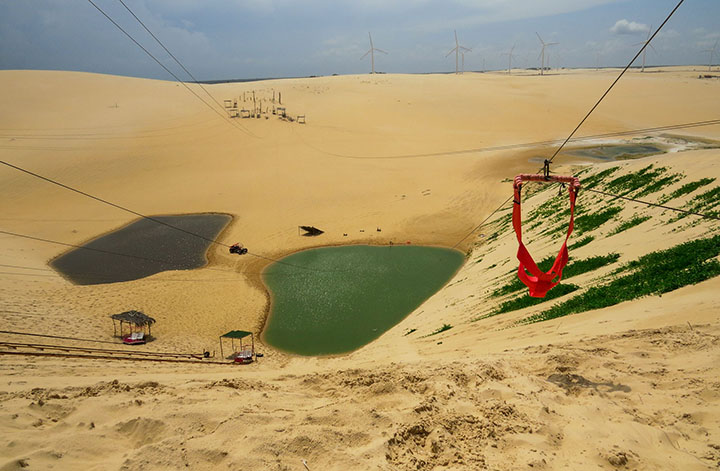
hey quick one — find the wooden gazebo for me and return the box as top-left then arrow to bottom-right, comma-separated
110,310 -> 156,339
220,330 -> 254,363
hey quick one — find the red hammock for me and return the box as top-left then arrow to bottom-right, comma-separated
513,173 -> 581,298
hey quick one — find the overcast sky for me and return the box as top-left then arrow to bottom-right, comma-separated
1,0 -> 718,81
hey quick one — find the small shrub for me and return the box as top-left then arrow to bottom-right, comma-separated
428,324 -> 453,336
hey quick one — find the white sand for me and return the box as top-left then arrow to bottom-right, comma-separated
1,67 -> 719,470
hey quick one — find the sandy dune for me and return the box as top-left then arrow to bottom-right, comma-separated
1,67 -> 719,469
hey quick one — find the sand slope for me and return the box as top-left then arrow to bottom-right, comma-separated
1,67 -> 719,469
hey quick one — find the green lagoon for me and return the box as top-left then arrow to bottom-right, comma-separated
263,245 -> 464,356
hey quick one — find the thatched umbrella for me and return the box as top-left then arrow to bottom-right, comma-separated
110,310 -> 156,338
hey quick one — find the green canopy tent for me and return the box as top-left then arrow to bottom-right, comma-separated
220,330 -> 255,362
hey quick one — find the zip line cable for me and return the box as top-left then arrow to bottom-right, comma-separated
585,188 -> 720,221
3,118 -> 719,150
294,118 -> 720,161
0,229 -> 332,279
0,229 -> 234,274
547,0 -> 685,164
0,159 -> 348,273
85,0 -> 255,139
0,271 -> 245,282
452,196 -> 513,249
452,179 -> 719,252
0,160 -> 230,248
116,0 -> 238,126
450,0 -> 688,249
0,0 -> 707,276
0,263 -> 244,282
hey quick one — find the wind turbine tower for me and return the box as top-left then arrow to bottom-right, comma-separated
703,40 -> 719,72
360,32 -> 387,74
536,33 -> 558,75
502,44 -> 516,75
446,30 -> 471,74
633,26 -> 655,72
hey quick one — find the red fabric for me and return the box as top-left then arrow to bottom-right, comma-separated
512,175 -> 580,298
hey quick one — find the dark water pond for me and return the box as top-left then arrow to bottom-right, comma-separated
50,214 -> 231,285
262,245 -> 464,356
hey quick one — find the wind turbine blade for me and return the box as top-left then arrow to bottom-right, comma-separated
632,42 -> 644,47
375,48 -> 388,54
460,46 -> 471,52
538,49 -> 543,61
536,32 -> 544,45
648,43 -> 656,53
360,50 -> 370,60
547,42 -> 559,46
446,48 -> 457,57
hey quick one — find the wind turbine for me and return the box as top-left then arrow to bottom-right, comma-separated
632,26 -> 655,72
536,33 -> 558,75
703,40 -> 719,72
446,30 -> 471,74
501,44 -> 516,75
360,32 -> 387,74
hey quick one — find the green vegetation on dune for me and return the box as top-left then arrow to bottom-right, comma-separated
474,162 -> 719,329
608,214 -> 651,236
521,234 -> 720,324
659,177 -> 715,203
678,185 -> 720,220
601,164 -> 682,198
563,253 -> 620,277
635,173 -> 683,197
568,235 -> 594,250
583,167 -> 619,189
574,206 -> 622,234
604,164 -> 660,193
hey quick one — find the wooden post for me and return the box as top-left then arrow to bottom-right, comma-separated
279,92 -> 282,104
220,337 -> 223,358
